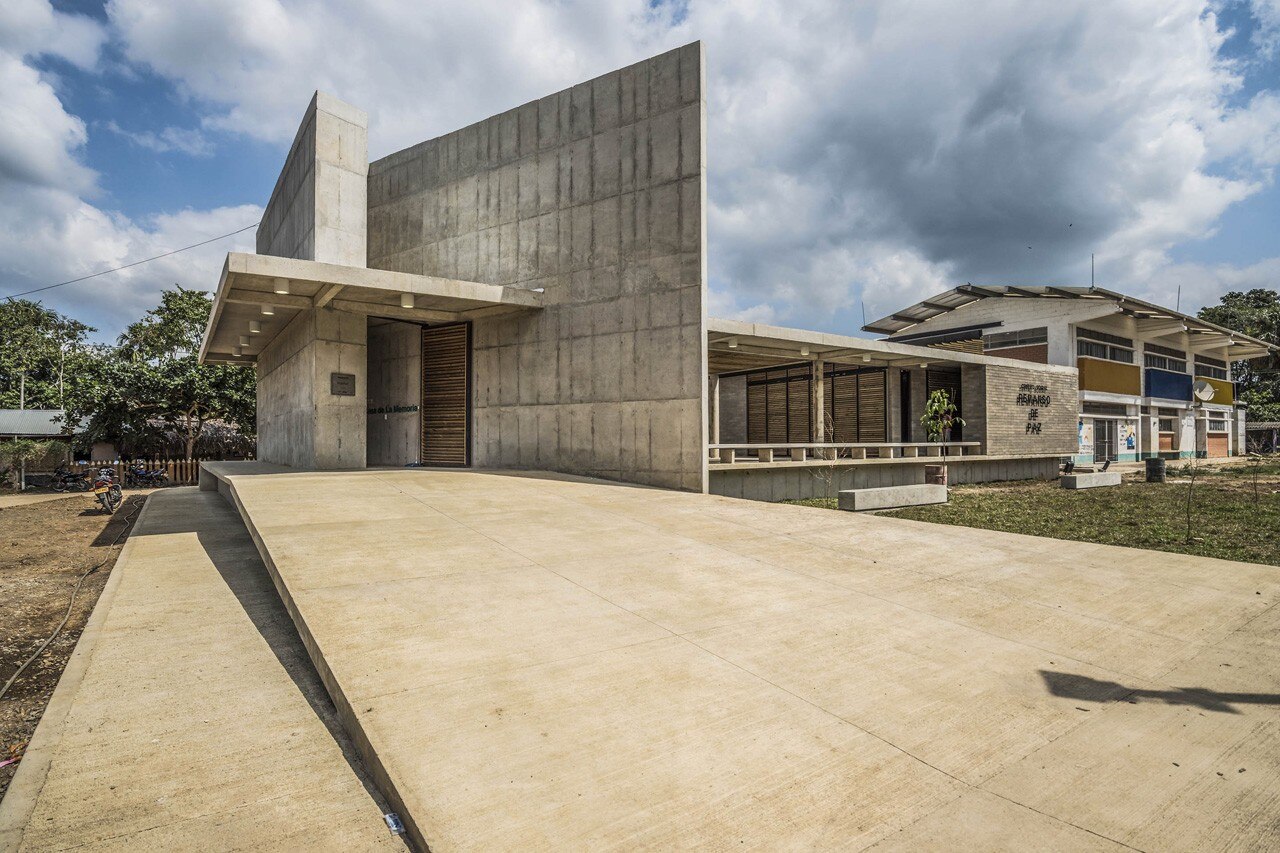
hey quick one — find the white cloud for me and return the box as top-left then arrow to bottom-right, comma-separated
0,0 -> 106,70
6,0 -> 1280,339
102,120 -> 216,157
105,0 -> 1280,331
0,1 -> 257,341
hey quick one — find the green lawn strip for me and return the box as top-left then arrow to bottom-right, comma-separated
784,469 -> 1280,567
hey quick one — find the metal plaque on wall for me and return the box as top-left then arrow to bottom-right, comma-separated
330,372 -> 356,396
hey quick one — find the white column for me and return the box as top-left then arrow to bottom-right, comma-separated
811,359 -> 826,443
709,374 -> 721,445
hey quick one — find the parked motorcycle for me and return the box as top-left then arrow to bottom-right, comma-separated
50,464 -> 92,492
91,468 -> 123,514
124,463 -> 169,489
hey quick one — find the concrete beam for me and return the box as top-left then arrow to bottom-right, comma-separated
328,298 -> 457,324
225,289 -> 314,310
314,283 -> 345,308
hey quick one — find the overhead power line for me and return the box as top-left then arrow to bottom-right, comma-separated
2,222 -> 258,301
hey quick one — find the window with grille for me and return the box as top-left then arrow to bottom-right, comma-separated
1208,419 -> 1228,432
1195,357 -> 1228,380
984,327 -> 1047,350
1143,343 -> 1187,373
1077,327 -> 1134,363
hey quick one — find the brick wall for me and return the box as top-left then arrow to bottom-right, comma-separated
981,363 -> 1077,456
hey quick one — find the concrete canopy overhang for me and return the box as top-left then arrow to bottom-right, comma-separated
707,317 -> 1078,375
199,252 -> 545,364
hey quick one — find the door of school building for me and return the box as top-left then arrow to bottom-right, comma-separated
420,322 -> 471,466
1094,419 -> 1117,462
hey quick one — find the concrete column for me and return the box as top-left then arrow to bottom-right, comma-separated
811,360 -> 826,442
708,374 -> 721,445
1140,415 -> 1159,460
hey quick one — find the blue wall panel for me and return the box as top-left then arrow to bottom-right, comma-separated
1145,368 -> 1192,401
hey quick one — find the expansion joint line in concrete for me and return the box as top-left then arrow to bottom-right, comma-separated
676,633 -> 1146,853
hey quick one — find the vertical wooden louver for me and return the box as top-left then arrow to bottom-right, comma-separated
743,365 -> 812,445
421,323 -> 471,466
824,367 -> 887,444
925,367 -> 962,440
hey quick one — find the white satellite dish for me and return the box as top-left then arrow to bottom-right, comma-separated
1193,380 -> 1216,402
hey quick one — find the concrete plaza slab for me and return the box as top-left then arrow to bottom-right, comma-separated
203,463 -> 1280,851
0,488 -> 399,852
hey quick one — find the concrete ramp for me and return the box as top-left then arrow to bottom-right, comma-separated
202,463 -> 1280,852
0,489 -> 398,851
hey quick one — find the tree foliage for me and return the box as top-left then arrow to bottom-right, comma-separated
0,299 -> 94,410
1198,289 -> 1280,421
0,287 -> 256,459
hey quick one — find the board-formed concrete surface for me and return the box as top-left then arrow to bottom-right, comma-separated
0,488 -> 399,852
1061,471 -> 1123,489
838,483 -> 947,511
204,462 -> 1280,851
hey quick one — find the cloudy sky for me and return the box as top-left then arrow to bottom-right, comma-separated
3,0 -> 1279,341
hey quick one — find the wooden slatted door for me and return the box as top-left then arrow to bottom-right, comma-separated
421,323 -> 471,466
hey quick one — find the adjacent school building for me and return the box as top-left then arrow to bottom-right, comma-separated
198,44 -> 1272,500
864,286 -> 1272,463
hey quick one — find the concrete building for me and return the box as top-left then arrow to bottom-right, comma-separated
865,286 -> 1275,463
200,44 -> 1087,500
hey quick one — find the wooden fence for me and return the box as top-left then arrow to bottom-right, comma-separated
57,458 -> 243,487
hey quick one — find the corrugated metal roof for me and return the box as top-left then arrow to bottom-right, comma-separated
0,409 -> 78,437
863,285 -> 1276,360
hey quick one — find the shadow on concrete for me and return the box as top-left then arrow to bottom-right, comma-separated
129,492 -> 398,833
1040,670 -> 1280,715
193,521 -> 400,826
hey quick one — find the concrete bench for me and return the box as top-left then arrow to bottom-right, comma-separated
838,484 -> 947,511
1060,471 -> 1121,490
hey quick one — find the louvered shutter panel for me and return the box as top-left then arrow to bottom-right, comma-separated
746,383 -> 766,444
787,374 -> 811,443
925,367 -> 963,441
856,370 -> 887,442
421,324 -> 471,466
831,372 -> 857,443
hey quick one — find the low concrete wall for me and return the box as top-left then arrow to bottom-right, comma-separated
709,456 -> 1061,502
1061,471 -> 1121,489
838,484 -> 947,511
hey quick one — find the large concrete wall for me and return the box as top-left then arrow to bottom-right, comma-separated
366,43 -> 708,491
254,93 -> 371,469
367,320 -> 422,466
258,92 -> 369,266
257,308 -> 367,469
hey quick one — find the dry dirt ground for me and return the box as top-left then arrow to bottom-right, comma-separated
0,492 -> 145,799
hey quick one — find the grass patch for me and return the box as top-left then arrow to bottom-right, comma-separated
785,459 -> 1280,566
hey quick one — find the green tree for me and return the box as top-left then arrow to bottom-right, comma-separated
1198,289 -> 1280,421
0,299 -> 93,410
111,286 -> 255,458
